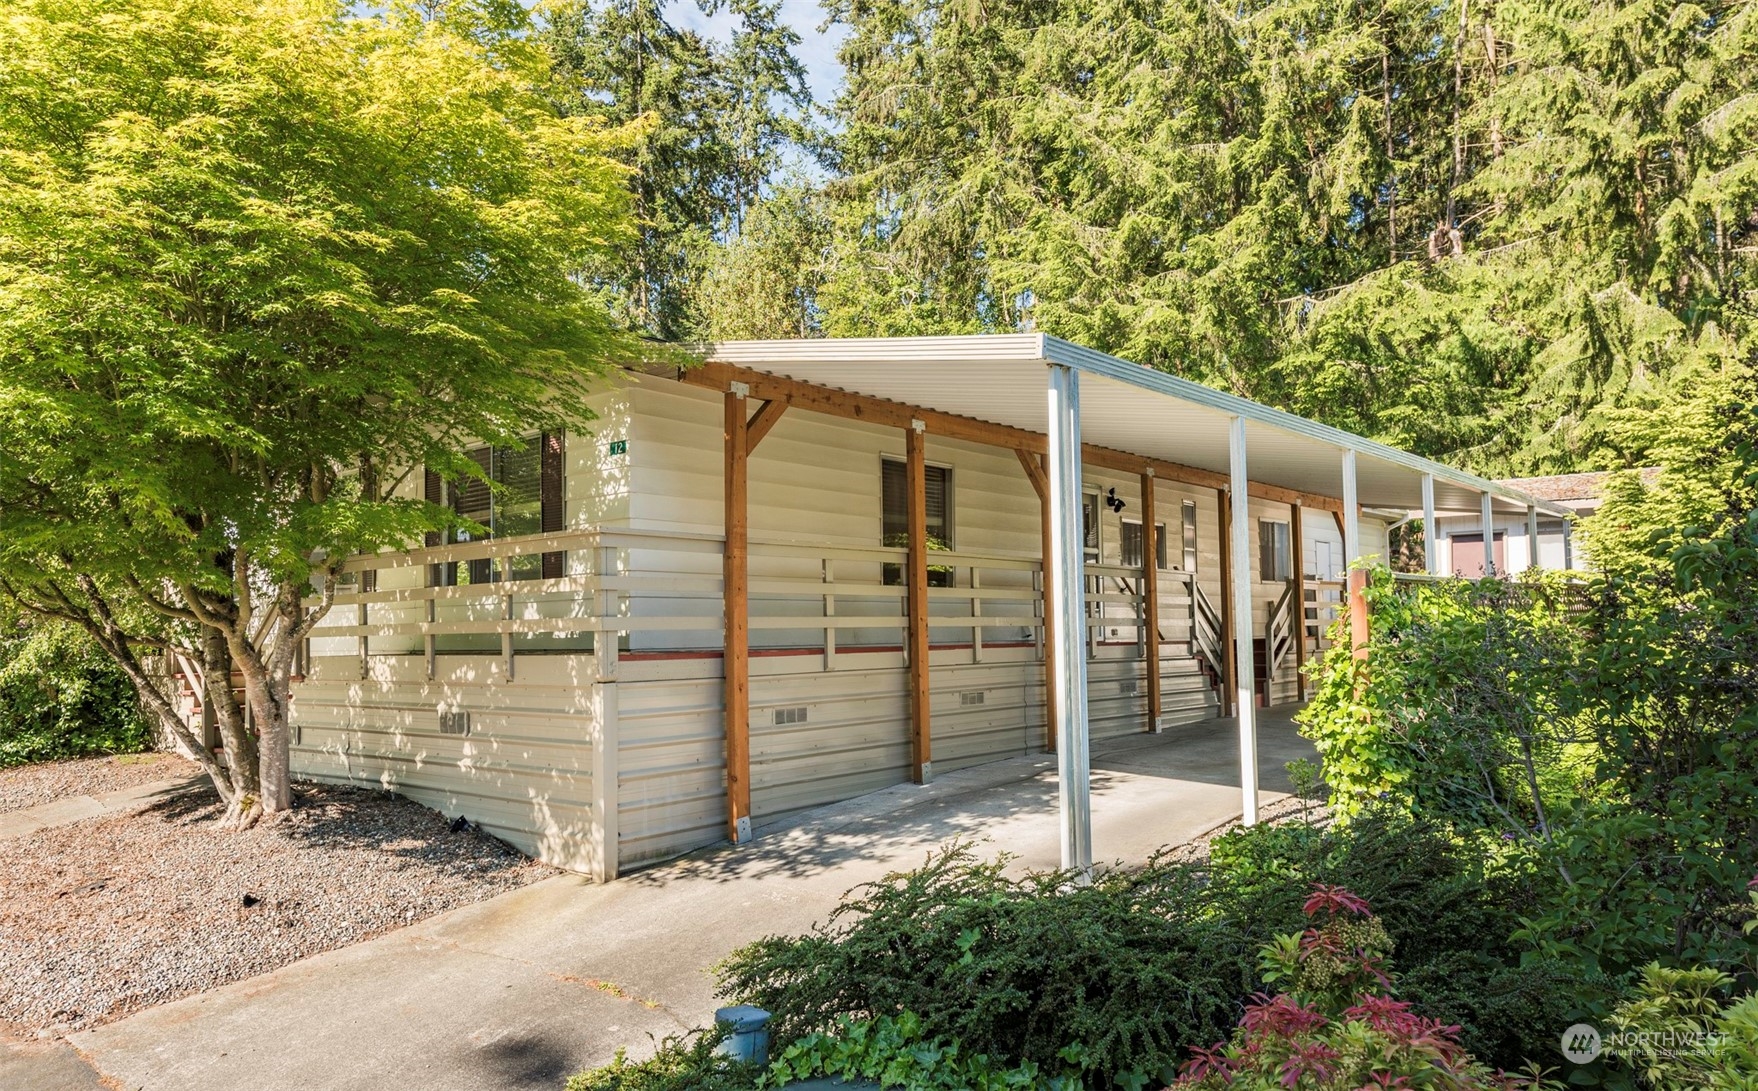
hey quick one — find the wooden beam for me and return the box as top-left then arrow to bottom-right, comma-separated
1141,472 -> 1161,733
723,391 -> 753,843
1217,487 -> 1235,718
681,362 -> 1345,514
1017,449 -> 1056,752
744,398 -> 789,454
1290,500 -> 1306,703
906,425 -> 933,783
1015,447 -> 1048,501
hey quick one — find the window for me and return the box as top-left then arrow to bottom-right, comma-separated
1082,493 -> 1100,557
432,442 -> 549,585
1259,519 -> 1292,582
881,458 -> 953,587
1121,521 -> 1168,569
1181,500 -> 1198,572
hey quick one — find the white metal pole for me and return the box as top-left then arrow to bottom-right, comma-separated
1228,416 -> 1259,826
1526,504 -> 1540,573
1341,449 -> 1361,565
1421,473 -> 1439,576
1480,492 -> 1496,576
1046,364 -> 1092,878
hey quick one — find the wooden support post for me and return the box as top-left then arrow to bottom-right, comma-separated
1016,448 -> 1056,752
1341,449 -> 1368,666
906,422 -> 932,784
1141,471 -> 1161,732
1290,500 -> 1306,702
723,388 -> 752,843
1526,504 -> 1541,572
1217,487 -> 1235,718
1349,568 -> 1371,661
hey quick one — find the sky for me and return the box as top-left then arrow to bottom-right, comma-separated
670,0 -> 849,107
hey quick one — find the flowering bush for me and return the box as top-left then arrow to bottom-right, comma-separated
1173,884 -> 1555,1091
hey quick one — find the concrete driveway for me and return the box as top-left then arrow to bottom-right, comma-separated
48,709 -> 1313,1091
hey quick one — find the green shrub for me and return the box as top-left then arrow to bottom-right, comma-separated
0,620 -> 152,767
565,1029 -> 760,1091
1175,884 -> 1558,1090
1296,567 -> 1587,845
1208,808 -> 1586,1072
1605,963 -> 1758,1089
767,1011 -> 1081,1090
717,843 -> 1257,1090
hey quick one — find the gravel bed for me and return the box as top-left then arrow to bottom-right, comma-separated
0,781 -> 554,1033
0,753 -> 198,815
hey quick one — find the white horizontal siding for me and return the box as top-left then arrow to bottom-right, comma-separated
289,654 -> 606,874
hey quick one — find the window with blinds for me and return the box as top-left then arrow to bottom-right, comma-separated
1082,493 -> 1099,556
1259,519 -> 1292,582
880,459 -> 951,547
1121,521 -> 1168,569
1181,500 -> 1198,572
432,439 -> 553,586
881,458 -> 952,587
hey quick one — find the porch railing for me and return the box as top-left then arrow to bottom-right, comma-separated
307,530 -> 1225,682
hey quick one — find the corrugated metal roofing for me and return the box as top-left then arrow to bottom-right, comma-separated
706,334 -> 1571,519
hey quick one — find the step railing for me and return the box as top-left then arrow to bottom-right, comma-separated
1265,580 -> 1297,683
1192,581 -> 1226,681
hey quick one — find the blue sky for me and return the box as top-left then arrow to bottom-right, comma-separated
670,0 -> 848,106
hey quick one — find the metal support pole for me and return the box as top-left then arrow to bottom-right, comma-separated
1526,504 -> 1541,573
1421,473 -> 1439,576
1228,416 -> 1259,827
1341,449 -> 1361,566
1047,364 -> 1092,878
1481,492 -> 1496,577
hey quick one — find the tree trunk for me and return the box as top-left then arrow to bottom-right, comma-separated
203,627 -> 263,828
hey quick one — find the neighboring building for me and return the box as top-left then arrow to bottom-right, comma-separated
1426,470 -> 1650,577
272,336 -> 1565,879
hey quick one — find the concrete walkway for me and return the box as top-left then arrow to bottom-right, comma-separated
0,774 -> 208,841
43,709 -> 1312,1091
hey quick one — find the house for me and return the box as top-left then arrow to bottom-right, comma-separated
1423,469 -> 1651,577
290,336 -> 1569,880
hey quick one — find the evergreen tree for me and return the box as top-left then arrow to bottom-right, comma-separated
539,0 -> 810,339
797,0 -> 1758,475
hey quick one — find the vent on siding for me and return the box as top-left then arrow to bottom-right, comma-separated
438,709 -> 471,736
772,706 -> 808,726
959,690 -> 986,707
1119,679 -> 1140,696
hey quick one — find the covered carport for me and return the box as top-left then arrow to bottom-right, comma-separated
700,334 -> 1569,875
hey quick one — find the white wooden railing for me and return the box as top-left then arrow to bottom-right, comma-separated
306,529 -> 1247,683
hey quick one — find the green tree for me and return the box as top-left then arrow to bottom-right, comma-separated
0,0 -> 642,824
539,0 -> 810,339
697,178 -> 834,339
804,0 -> 1758,475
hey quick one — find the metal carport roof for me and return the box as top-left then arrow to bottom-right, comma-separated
705,333 -> 1570,519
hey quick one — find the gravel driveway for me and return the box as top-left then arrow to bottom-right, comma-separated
0,754 -> 196,814
0,780 -> 554,1034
